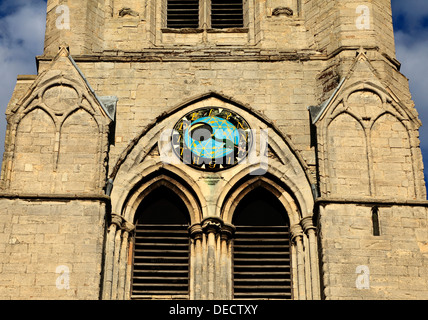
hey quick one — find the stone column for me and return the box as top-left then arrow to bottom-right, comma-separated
290,223 -> 306,300
111,228 -> 122,299
301,216 -> 321,300
117,221 -> 135,300
220,223 -> 235,300
102,214 -> 123,300
202,218 -> 222,300
189,223 -> 203,299
189,218 -> 234,300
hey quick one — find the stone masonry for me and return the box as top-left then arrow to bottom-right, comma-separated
0,0 -> 427,300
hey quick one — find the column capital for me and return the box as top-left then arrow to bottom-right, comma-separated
202,217 -> 223,234
122,221 -> 135,233
300,216 -> 316,233
290,224 -> 304,242
110,213 -> 123,228
189,223 -> 203,239
221,223 -> 236,240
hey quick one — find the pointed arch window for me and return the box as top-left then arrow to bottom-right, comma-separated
131,186 -> 191,300
232,187 -> 293,300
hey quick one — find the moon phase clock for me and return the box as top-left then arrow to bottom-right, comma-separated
172,108 -> 252,171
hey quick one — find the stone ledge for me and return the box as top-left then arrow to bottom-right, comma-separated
0,192 -> 111,202
314,197 -> 428,207
35,45 -> 394,65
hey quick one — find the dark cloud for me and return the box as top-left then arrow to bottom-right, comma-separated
392,0 -> 428,30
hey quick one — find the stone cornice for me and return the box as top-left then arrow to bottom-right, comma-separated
314,197 -> 428,207
36,46 -> 391,64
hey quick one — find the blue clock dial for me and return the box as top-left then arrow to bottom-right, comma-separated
184,116 -> 240,159
172,108 -> 252,171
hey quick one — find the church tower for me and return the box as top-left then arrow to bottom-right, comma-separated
1,0 -> 427,300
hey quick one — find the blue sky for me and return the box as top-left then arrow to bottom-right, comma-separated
0,0 -> 428,195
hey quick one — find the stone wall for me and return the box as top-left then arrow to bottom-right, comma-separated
317,202 -> 428,299
71,57 -> 323,175
0,198 -> 106,300
43,0 -> 396,56
1,0 -> 426,300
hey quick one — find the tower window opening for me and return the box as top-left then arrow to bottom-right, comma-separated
166,0 -> 244,29
167,0 -> 200,29
232,187 -> 292,300
131,186 -> 191,300
372,206 -> 380,236
211,0 -> 244,29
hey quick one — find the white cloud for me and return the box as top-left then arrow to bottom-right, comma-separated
0,0 -> 47,162
393,9 -> 428,184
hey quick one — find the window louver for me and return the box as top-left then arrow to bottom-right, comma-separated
233,225 -> 292,300
211,0 -> 244,29
167,0 -> 199,28
131,224 -> 190,299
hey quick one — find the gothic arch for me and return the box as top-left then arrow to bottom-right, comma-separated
110,162 -> 208,222
218,174 -> 320,300
2,48 -> 113,193
102,167 -> 204,300
370,112 -> 416,199
105,92 -> 318,300
314,78 -> 425,199
9,107 -> 56,192
327,111 -> 370,197
220,174 -> 302,226
109,91 -> 314,186
121,171 -> 203,225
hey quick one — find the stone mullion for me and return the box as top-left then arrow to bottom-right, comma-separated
207,231 -> 216,299
189,219 -> 235,300
366,124 -> 375,196
202,218 -> 222,300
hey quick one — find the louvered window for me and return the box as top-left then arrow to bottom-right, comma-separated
211,0 -> 244,28
232,187 -> 292,300
167,0 -> 200,28
166,0 -> 244,29
131,186 -> 190,300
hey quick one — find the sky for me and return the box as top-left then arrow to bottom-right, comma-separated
0,0 -> 427,194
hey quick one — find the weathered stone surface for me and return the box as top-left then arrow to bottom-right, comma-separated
0,0 -> 426,300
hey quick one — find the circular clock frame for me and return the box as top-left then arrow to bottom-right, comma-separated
171,107 -> 253,171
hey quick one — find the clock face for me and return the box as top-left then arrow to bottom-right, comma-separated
172,107 -> 252,171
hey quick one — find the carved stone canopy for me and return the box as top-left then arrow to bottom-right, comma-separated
272,7 -> 294,17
